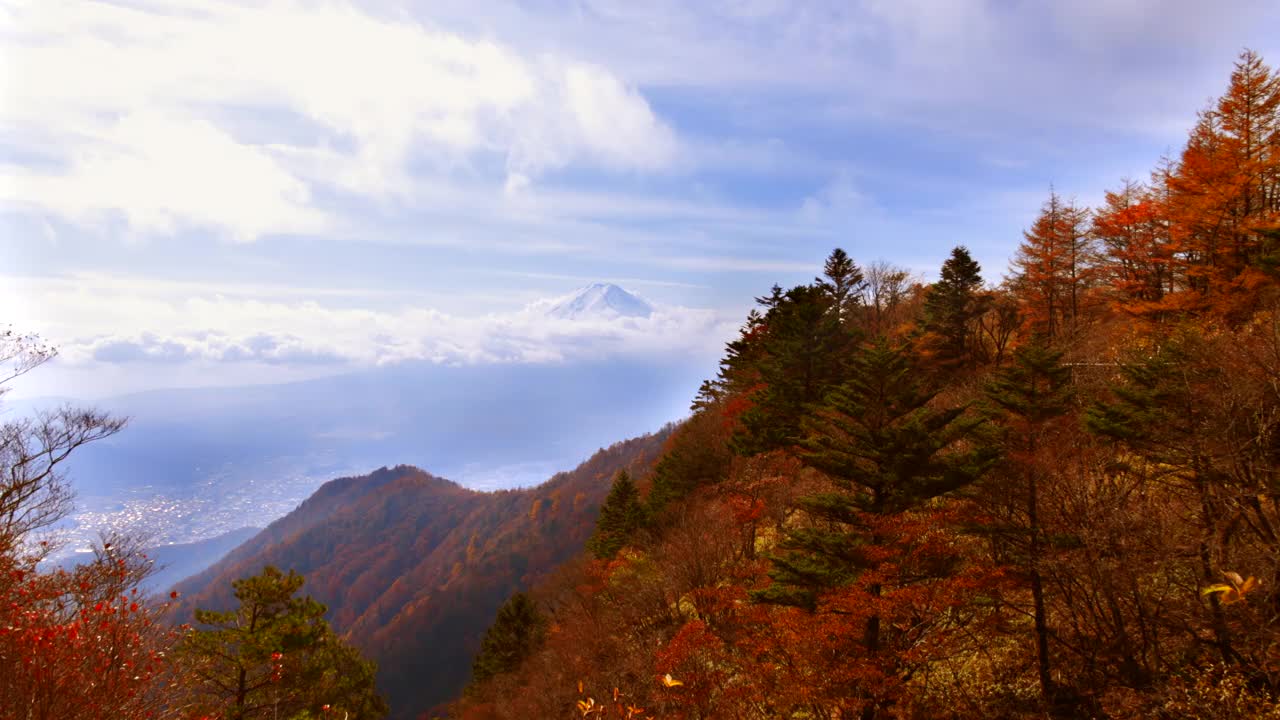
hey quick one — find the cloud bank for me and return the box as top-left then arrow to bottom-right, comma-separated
12,275 -> 738,370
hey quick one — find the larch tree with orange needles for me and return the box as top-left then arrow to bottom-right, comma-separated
1011,192 -> 1098,340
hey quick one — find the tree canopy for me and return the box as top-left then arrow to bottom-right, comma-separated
179,566 -> 388,720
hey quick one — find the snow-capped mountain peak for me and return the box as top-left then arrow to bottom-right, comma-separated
546,283 -> 654,320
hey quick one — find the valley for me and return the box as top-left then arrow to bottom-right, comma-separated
43,312 -> 712,564
56,454 -> 353,555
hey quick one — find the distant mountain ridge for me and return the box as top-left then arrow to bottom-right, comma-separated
546,282 -> 654,320
173,430 -> 672,719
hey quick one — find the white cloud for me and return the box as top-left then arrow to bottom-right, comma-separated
2,273 -> 737,371
0,0 -> 680,239
799,171 -> 875,223
561,63 -> 678,170
3,110 -> 325,241
62,302 -> 734,368
459,0 -> 1276,138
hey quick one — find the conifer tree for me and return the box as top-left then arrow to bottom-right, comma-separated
468,592 -> 547,689
587,471 -> 646,559
732,284 -> 858,455
755,284 -> 786,310
1164,50 -> 1280,314
1012,193 -> 1096,338
753,340 -> 996,718
984,343 -> 1073,702
1093,179 -> 1174,313
922,245 -> 987,369
179,566 -> 387,720
755,339 -> 994,607
694,309 -> 767,408
815,247 -> 866,323
646,410 -> 732,518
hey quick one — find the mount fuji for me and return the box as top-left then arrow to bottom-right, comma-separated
546,283 -> 654,320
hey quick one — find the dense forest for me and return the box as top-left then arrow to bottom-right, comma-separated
455,51 -> 1280,719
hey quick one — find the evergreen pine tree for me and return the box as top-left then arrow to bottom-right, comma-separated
815,247 -> 866,323
752,340 -> 996,718
922,246 -> 987,369
467,592 -> 547,689
754,284 -> 786,310
694,309 -> 767,408
646,410 -> 732,518
986,343 -> 1073,427
983,342 -> 1073,702
587,471 -> 646,559
732,284 -> 858,455
179,566 -> 387,720
754,339 -> 996,610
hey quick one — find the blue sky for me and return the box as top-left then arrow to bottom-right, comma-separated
2,0 -> 1278,398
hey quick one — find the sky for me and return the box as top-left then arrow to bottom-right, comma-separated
2,0 -> 1279,398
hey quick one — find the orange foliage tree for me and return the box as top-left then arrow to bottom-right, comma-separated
1011,191 -> 1097,339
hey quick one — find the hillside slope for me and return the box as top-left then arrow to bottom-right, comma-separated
174,431 -> 671,718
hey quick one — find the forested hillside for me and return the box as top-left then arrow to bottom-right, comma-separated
456,51 -> 1280,720
175,432 -> 670,718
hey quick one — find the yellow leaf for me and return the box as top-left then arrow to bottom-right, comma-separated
1205,572 -> 1262,605
661,673 -> 684,688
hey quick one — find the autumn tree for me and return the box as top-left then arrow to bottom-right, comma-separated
587,471 -> 646,560
976,285 -> 1021,366
1093,179 -> 1175,314
861,260 -> 915,338
1011,192 -> 1097,339
0,540 -> 185,720
0,329 -> 127,556
1161,50 -> 1280,316
1084,336 -> 1245,669
179,566 -> 387,720
0,328 -> 191,720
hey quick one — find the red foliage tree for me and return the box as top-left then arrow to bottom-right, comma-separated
0,544 -> 186,720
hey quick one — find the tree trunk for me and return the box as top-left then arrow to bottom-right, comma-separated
1028,469 -> 1054,700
